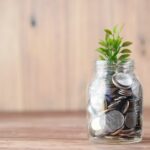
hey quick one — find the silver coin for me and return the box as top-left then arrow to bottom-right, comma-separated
111,126 -> 124,136
108,100 -> 121,109
114,96 -> 126,101
112,73 -> 133,89
121,100 -> 129,114
125,112 -> 137,128
120,128 -> 134,134
118,89 -> 132,96
128,100 -> 140,112
103,108 -> 115,113
119,130 -> 136,137
105,135 -> 119,139
105,110 -> 124,133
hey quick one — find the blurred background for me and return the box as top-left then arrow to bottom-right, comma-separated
0,0 -> 149,111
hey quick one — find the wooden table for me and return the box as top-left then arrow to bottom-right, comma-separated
0,110 -> 149,150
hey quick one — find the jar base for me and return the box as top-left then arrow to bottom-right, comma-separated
89,136 -> 142,144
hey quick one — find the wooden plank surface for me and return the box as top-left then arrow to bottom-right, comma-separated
0,0 -> 150,111
0,109 -> 149,149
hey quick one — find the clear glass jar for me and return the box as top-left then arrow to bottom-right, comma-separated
88,60 -> 143,144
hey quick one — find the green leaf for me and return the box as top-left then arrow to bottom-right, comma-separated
118,54 -> 130,60
104,29 -> 112,35
99,55 -> 105,60
98,41 -> 107,47
96,26 -> 132,64
120,49 -> 132,53
111,46 -> 121,58
107,38 -> 113,46
96,48 -> 108,56
122,41 -> 132,47
96,47 -> 106,52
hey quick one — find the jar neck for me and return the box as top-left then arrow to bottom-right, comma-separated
116,60 -> 134,73
96,60 -> 134,76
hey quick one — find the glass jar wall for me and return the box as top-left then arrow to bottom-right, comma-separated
88,60 -> 143,144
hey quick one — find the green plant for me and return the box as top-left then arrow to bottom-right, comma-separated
96,26 -> 132,64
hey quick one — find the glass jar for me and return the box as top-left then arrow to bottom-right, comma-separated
88,60 -> 143,144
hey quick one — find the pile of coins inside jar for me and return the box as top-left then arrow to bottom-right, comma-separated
88,72 -> 142,140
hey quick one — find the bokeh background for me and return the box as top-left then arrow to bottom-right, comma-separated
0,0 -> 149,111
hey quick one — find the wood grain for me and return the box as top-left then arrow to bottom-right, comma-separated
0,110 -> 149,149
0,0 -> 149,111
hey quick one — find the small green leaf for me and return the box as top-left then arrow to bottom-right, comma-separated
120,49 -> 132,53
96,47 -> 106,52
98,41 -> 107,47
104,29 -> 112,35
122,41 -> 132,47
96,48 -> 108,56
118,59 -> 128,64
118,54 -> 130,60
107,38 -> 113,45
99,55 -> 105,60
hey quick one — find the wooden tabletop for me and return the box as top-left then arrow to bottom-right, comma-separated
0,110 -> 149,150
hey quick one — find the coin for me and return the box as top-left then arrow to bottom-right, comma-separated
121,128 -> 134,134
112,73 -> 133,89
114,96 -> 127,101
125,112 -> 137,128
105,110 -> 124,133
103,108 -> 115,113
108,100 -> 121,109
105,135 -> 119,139
114,99 -> 128,112
128,100 -> 141,113
121,100 -> 129,114
128,100 -> 136,112
111,126 -> 124,136
118,89 -> 132,96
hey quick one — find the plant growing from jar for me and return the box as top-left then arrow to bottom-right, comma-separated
88,26 -> 143,144
97,26 -> 132,64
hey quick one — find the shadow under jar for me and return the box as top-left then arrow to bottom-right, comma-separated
88,60 -> 143,144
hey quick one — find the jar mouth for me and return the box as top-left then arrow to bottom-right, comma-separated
96,59 -> 134,67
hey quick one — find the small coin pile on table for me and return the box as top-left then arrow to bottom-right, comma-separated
89,72 -> 142,139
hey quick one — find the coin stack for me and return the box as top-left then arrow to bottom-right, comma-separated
89,72 -> 142,140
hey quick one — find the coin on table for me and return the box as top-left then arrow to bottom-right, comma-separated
105,110 -> 124,133
125,112 -> 137,128
112,73 -> 133,89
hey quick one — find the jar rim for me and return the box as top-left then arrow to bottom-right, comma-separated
96,59 -> 134,69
